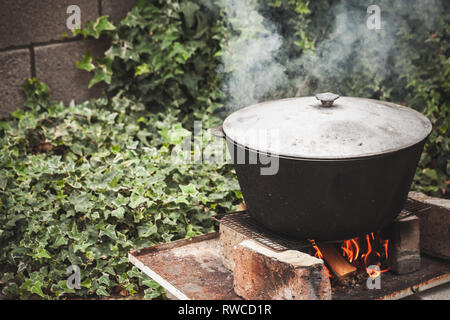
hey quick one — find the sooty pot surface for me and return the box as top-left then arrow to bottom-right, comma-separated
214,93 -> 432,241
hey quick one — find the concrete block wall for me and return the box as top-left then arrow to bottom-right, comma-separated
0,0 -> 136,118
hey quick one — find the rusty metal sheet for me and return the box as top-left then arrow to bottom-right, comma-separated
129,233 -> 240,300
130,233 -> 450,300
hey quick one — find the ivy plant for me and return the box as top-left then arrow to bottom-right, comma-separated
0,79 -> 241,299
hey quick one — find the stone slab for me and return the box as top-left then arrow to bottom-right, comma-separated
102,0 -> 137,24
0,48 -> 31,118
34,39 -> 109,105
409,192 -> 450,261
0,0 -> 99,49
128,232 -> 240,300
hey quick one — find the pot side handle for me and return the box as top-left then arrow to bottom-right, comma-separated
209,125 -> 225,139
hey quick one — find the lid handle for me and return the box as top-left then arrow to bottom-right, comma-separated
315,92 -> 340,107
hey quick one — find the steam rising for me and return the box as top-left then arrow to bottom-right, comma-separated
217,0 -> 445,111
218,0 -> 286,110
295,2 -> 396,93
293,0 -> 443,95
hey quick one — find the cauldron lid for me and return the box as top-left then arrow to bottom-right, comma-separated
222,94 -> 432,159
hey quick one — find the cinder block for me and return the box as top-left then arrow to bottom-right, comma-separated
34,40 -> 109,105
232,240 -> 331,300
0,0 -> 100,49
388,215 -> 421,274
102,0 -> 137,24
409,192 -> 450,261
0,48 -> 31,118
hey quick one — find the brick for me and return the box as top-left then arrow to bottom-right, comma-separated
219,224 -> 251,271
102,0 -> 137,24
388,215 -> 421,274
0,48 -> 31,118
232,240 -> 331,300
409,192 -> 450,261
0,0 -> 100,49
218,203 -> 248,270
34,40 -> 109,105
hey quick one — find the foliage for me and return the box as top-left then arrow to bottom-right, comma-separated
395,13 -> 450,196
0,0 -> 245,299
0,79 -> 241,299
75,1 -> 227,120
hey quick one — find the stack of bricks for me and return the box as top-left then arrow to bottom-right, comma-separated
0,0 -> 136,118
233,240 -> 332,300
220,223 -> 332,300
388,192 -> 450,274
388,215 -> 421,274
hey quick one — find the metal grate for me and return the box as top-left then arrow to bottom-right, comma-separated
212,198 -> 432,253
214,211 -> 312,252
402,197 -> 432,216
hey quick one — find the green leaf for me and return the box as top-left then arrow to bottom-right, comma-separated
137,223 -> 157,238
143,280 -> 163,299
180,183 -> 197,196
76,52 -> 96,72
181,2 -> 200,29
36,248 -> 51,259
99,224 -> 117,240
111,207 -> 125,219
94,16 -> 116,34
88,57 -> 113,87
81,278 -> 92,289
89,69 -> 111,88
129,194 -> 148,209
30,282 -> 46,298
54,235 -> 69,247
135,63 -> 151,77
0,121 -> 11,131
57,280 -> 76,294
96,286 -> 110,296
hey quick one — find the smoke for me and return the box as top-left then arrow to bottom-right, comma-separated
292,0 -> 444,95
294,2 -> 396,94
216,0 -> 445,110
217,0 -> 287,111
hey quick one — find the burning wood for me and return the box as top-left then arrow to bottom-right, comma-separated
316,243 -> 357,278
311,232 -> 390,279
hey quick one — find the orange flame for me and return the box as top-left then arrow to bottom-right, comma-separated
309,240 -> 333,278
361,234 -> 373,266
309,240 -> 324,259
383,240 -> 389,260
351,238 -> 360,261
314,245 -> 323,259
311,232 -> 390,279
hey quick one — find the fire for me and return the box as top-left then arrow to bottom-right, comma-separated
311,232 -> 390,278
361,234 -> 372,266
310,241 -> 323,259
383,240 -> 389,260
308,240 -> 333,277
341,239 -> 360,263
